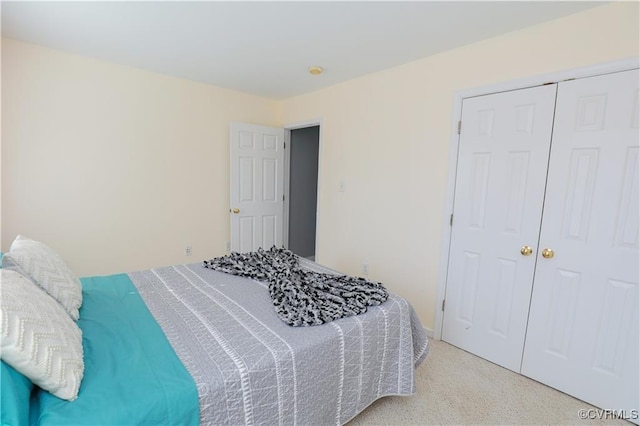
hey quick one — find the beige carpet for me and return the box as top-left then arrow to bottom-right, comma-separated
347,339 -> 631,425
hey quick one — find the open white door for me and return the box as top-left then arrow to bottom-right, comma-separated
230,122 -> 285,252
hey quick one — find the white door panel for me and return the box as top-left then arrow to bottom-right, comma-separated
522,69 -> 639,414
442,84 -> 558,371
230,123 -> 285,252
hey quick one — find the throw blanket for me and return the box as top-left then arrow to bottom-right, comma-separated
203,247 -> 388,326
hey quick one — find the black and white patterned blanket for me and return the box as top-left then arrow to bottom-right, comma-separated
203,247 -> 388,326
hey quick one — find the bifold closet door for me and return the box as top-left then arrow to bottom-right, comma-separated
442,84 -> 557,372
521,69 -> 639,414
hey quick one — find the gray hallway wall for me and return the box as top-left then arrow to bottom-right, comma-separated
288,126 -> 319,258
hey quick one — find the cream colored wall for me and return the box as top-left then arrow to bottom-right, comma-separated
1,38 -> 278,276
2,3 -> 638,330
279,2 -> 639,330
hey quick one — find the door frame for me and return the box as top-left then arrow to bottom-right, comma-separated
434,57 -> 639,341
283,118 -> 324,260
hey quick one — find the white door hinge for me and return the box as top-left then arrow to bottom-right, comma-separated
457,121 -> 462,135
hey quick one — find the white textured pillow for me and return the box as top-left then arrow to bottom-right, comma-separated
0,269 -> 84,401
3,235 -> 82,320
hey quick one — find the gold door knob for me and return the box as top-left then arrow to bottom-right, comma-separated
232,208 -> 240,214
541,248 -> 554,259
520,246 -> 533,256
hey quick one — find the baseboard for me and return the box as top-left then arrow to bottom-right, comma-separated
423,327 -> 434,339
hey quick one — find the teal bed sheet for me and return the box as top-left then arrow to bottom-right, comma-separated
28,274 -> 198,425
1,362 -> 34,426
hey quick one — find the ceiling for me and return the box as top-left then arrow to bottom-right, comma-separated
1,1 -> 605,99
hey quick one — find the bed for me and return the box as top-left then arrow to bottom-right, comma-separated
1,239 -> 428,425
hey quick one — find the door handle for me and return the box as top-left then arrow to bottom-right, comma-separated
541,248 -> 554,259
520,246 -> 533,256
231,208 -> 240,214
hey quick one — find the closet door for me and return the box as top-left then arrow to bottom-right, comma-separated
442,85 -> 557,371
522,69 -> 639,414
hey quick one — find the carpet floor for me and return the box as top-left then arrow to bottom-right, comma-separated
347,339 -> 632,425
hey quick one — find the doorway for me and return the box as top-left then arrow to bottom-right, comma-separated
287,126 -> 319,260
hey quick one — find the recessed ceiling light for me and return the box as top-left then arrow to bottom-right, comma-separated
308,66 -> 324,75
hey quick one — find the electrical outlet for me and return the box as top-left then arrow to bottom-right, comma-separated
185,245 -> 192,256
225,241 -> 231,252
362,262 -> 369,276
